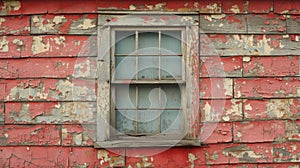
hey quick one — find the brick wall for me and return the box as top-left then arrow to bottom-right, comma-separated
0,0 -> 299,167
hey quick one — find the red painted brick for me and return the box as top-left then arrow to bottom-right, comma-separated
198,164 -> 258,168
31,14 -> 97,34
0,35 -> 96,58
221,0 -> 273,14
201,99 -> 243,122
0,57 -> 96,79
0,16 -> 29,35
201,56 -> 243,77
62,125 -> 93,146
126,147 -> 205,168
272,142 -> 300,162
222,0 -> 249,13
49,0 -> 98,13
0,125 -> 60,145
200,78 -> 233,99
5,102 -> 96,124
234,78 -> 300,98
201,122 -> 233,144
274,0 -> 300,14
243,99 -> 300,120
233,120 -> 286,143
0,1 -> 22,16
5,79 -> 96,101
243,56 -> 299,77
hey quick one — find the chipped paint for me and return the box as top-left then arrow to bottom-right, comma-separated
76,18 -> 96,30
0,36 -> 8,52
31,36 -> 50,55
266,99 -> 294,119
2,0 -> 21,13
188,153 -> 197,168
230,5 -> 240,14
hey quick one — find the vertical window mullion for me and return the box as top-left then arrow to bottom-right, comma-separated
135,31 -> 139,81
158,31 -> 161,80
135,85 -> 139,134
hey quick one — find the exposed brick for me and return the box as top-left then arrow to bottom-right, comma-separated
234,78 -> 300,98
0,35 -> 96,58
201,122 -> 233,144
243,56 -> 299,77
5,102 -> 96,124
233,120 -> 286,143
284,120 -> 300,141
274,0 -> 300,14
243,99 -> 300,120
0,16 -> 29,35
201,56 -> 243,77
126,147 -> 205,168
200,78 -> 233,99
247,13 -> 286,34
0,57 -> 97,79
200,15 -> 247,33
201,99 -> 243,122
61,125 -> 93,146
31,14 -> 97,34
0,125 -> 60,145
5,79 -> 96,101
201,34 -> 300,56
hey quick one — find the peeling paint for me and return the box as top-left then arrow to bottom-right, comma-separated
0,36 -> 8,52
31,36 -> 50,55
76,18 -> 96,30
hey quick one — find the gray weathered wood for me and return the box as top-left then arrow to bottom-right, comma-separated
200,14 -> 247,34
247,14 -> 287,34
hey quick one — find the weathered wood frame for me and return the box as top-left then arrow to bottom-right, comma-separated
96,12 -> 200,148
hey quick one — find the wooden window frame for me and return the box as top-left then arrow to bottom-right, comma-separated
96,12 -> 200,148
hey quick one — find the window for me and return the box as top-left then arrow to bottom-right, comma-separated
97,12 -> 200,147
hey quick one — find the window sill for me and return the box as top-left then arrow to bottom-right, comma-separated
94,138 -> 201,148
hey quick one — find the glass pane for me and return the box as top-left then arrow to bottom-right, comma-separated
138,86 -> 160,109
138,32 -> 159,55
161,31 -> 181,55
161,56 -> 182,79
115,31 -> 135,55
116,110 -> 136,134
161,110 -> 182,133
115,56 -> 136,80
138,56 -> 159,79
161,85 -> 181,108
115,85 -> 136,109
138,110 -> 159,134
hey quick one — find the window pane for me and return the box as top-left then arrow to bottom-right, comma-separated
138,56 -> 159,80
161,85 -> 181,108
161,31 -> 181,55
116,110 -> 136,134
161,110 -> 182,133
115,31 -> 135,55
115,56 -> 136,80
138,86 -> 160,109
138,110 -> 159,134
161,56 -> 182,79
138,32 -> 159,55
115,85 -> 136,109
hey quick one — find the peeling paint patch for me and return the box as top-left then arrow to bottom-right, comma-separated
31,36 -> 50,55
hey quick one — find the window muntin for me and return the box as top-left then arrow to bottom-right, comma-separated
111,28 -> 185,137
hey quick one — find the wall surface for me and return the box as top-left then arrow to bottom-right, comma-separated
0,0 -> 299,167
